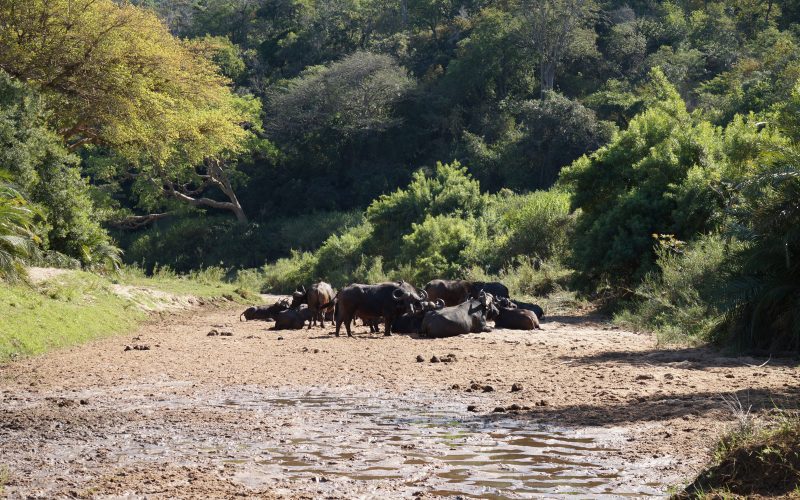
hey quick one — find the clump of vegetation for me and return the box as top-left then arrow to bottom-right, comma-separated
679,411 -> 800,498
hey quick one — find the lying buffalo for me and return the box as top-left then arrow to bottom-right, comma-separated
333,281 -> 426,336
424,279 -> 510,306
419,292 -> 499,338
292,282 -> 336,328
510,299 -> 544,320
494,306 -> 541,330
240,298 -> 290,321
272,304 -> 314,330
392,299 -> 445,334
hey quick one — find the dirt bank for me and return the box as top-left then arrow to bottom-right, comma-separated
1,301 -> 797,498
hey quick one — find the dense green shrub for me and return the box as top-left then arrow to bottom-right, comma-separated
260,251 -> 317,294
492,190 -> 575,267
400,215 -> 480,284
0,70 -> 114,266
365,161 -> 487,260
617,234 -> 732,344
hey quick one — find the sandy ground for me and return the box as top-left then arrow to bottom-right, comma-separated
1,299 -> 798,499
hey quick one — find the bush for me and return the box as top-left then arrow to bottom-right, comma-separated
492,190 -> 575,266
366,161 -> 486,260
616,234 -> 732,344
400,215 -> 479,284
260,251 -> 317,293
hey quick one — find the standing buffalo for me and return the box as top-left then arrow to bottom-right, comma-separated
291,282 -> 336,328
272,304 -> 314,330
334,281 -> 426,337
240,298 -> 291,321
419,292 -> 499,338
494,306 -> 541,330
424,279 -> 510,307
392,299 -> 445,334
423,279 -> 472,306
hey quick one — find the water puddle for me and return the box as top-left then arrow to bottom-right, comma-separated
105,387 -> 666,497
2,385 -> 668,497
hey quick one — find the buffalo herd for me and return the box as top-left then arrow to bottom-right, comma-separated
240,279 -> 543,338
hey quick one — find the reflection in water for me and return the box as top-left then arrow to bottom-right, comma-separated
107,388 -> 665,498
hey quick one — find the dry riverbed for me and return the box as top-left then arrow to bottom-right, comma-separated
1,300 -> 797,498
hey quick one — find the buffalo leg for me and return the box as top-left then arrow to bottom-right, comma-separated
384,319 -> 393,336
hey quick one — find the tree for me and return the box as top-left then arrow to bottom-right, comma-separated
0,0 -> 258,221
521,0 -> 599,96
267,51 -> 414,140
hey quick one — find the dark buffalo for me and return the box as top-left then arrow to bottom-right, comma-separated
424,279 -> 510,307
510,299 -> 544,320
471,281 -> 509,299
272,304 -> 314,330
295,282 -> 336,328
494,306 -> 540,330
419,292 -> 499,338
334,281 -> 426,337
240,298 -> 290,321
423,279 -> 472,306
392,299 -> 445,334
290,285 -> 307,309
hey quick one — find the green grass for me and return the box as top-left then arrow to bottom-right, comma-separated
677,411 -> 800,498
0,268 -> 261,363
0,465 -> 9,495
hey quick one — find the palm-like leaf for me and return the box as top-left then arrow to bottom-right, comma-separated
0,182 -> 36,280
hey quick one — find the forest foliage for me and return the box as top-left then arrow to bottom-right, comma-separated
1,0 -> 799,352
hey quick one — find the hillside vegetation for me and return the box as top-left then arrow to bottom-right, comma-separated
0,0 -> 798,353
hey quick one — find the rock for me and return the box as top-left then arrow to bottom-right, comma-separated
219,331 -> 233,337
470,383 -> 481,391
482,385 -> 494,393
510,383 -> 523,392
451,384 -> 460,390
446,353 -> 457,361
467,405 -> 478,412
664,373 -> 675,380
430,356 -> 440,363
207,329 -> 219,336
416,355 -> 425,362
277,336 -> 284,340
635,374 -> 654,380
124,344 -> 150,351
492,406 -> 506,413
508,403 -> 522,411
79,399 -> 89,405
313,348 -> 320,354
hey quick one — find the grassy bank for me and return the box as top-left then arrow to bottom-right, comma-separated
677,411 -> 800,498
0,268 -> 259,363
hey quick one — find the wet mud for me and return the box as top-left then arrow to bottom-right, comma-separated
1,302 -> 797,498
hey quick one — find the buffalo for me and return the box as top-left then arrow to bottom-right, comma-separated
291,282 -> 336,328
334,281 -> 426,337
423,279 -> 472,306
472,281 -> 509,299
494,306 -> 541,330
424,279 -> 510,307
272,304 -> 314,330
419,292 -> 499,338
510,299 -> 544,320
240,298 -> 290,321
392,299 -> 446,334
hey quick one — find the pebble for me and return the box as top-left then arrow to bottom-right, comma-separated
430,356 -> 440,363
492,406 -> 506,413
467,405 -> 478,412
416,355 -> 425,362
510,383 -> 523,392
482,385 -> 494,393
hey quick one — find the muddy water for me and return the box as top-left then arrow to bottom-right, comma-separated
2,384 -> 667,498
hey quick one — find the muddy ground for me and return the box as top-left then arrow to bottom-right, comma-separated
1,299 -> 798,499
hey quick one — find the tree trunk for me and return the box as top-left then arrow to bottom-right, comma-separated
540,59 -> 556,97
